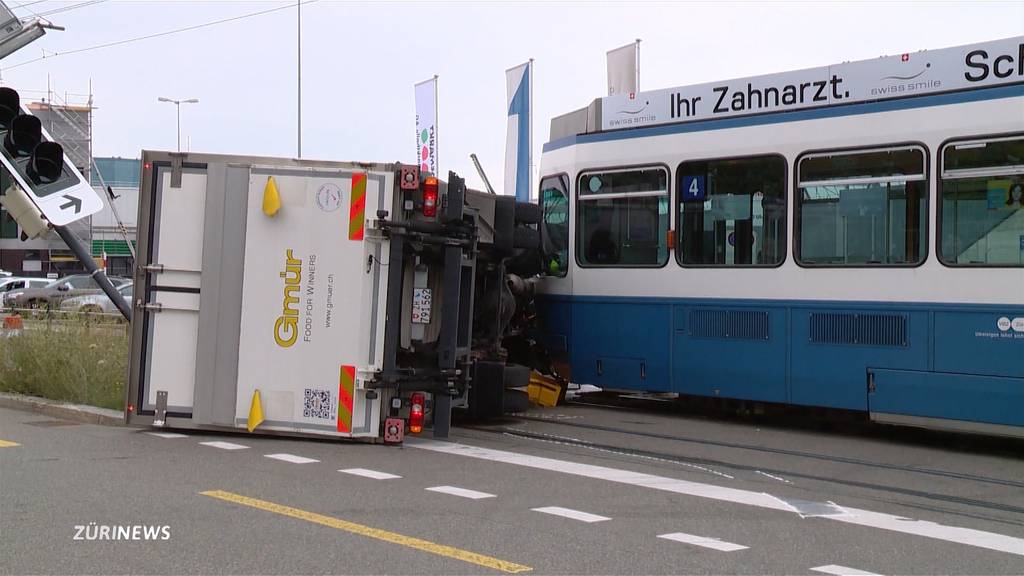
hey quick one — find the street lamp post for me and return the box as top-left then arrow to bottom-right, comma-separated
157,96 -> 199,152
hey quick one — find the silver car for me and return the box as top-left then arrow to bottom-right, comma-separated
5,274 -> 130,311
60,282 -> 133,317
1,277 -> 52,308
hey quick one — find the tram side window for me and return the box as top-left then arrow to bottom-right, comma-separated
577,167 -> 669,267
540,174 -> 569,277
677,155 -> 786,266
939,137 -> 1024,266
797,147 -> 927,266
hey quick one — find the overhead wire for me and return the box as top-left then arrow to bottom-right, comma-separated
9,0 -> 50,11
35,0 -> 107,18
2,0 -> 317,71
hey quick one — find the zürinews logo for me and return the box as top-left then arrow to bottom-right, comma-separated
997,317 -> 1024,332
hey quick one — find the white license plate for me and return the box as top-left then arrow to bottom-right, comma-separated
412,288 -> 432,324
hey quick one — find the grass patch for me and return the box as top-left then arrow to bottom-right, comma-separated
0,317 -> 127,410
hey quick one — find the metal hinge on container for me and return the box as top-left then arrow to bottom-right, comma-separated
140,302 -> 197,314
153,391 -> 168,427
141,264 -> 201,275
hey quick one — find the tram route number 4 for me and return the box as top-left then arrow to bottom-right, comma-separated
683,175 -> 705,202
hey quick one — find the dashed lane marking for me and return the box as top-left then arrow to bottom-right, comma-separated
0,439 -> 20,448
200,490 -> 532,574
265,453 -> 320,464
146,432 -> 188,439
531,506 -> 610,523
755,470 -> 791,484
811,564 -> 883,576
425,485 -> 496,500
657,532 -> 748,552
199,441 -> 249,450
409,439 -> 1024,558
340,468 -> 402,480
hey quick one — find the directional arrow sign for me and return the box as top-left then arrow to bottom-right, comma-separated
59,194 -> 82,214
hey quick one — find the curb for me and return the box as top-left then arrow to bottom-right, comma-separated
0,392 -> 123,426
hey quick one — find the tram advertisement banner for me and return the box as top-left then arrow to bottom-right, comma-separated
602,36 -> 1023,131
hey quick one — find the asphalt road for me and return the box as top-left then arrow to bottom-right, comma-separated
1,402 -> 1023,575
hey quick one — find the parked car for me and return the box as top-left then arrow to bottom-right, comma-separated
4,274 -> 131,312
60,282 -> 133,317
1,277 -> 52,309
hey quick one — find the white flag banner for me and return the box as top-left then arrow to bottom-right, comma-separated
415,77 -> 438,175
607,41 -> 638,96
505,61 -> 532,202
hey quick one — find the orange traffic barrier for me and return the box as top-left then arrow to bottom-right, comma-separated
3,314 -> 23,330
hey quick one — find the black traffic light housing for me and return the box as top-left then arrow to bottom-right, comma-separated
0,87 -> 74,197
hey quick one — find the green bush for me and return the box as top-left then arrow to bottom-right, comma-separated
0,317 -> 127,410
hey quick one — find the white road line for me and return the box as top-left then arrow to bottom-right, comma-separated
409,439 -> 1024,558
657,532 -> 748,552
755,470 -> 791,484
265,453 -> 320,464
146,432 -> 187,438
531,506 -> 610,523
811,564 -> 883,576
503,432 -> 735,479
339,468 -> 402,480
424,486 -> 496,500
199,441 -> 248,450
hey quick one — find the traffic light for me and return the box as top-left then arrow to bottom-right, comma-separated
0,87 -> 101,227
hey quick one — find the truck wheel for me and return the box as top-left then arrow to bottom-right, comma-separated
503,363 -> 531,389
514,201 -> 542,225
503,389 -> 530,414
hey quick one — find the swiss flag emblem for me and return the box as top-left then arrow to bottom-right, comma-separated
901,54 -> 909,62
628,92 -> 636,100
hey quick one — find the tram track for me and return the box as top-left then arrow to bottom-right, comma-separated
465,424 -> 1024,526
511,405 -> 1024,490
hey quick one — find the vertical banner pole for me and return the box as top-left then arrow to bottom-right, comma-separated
635,38 -> 641,91
528,58 -> 534,202
433,74 -> 439,176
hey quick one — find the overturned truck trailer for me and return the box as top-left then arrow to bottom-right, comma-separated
126,151 -> 545,442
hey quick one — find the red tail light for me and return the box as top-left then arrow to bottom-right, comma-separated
409,393 -> 425,434
422,177 -> 438,218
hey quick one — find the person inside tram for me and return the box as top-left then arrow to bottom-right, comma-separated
1006,182 -> 1023,209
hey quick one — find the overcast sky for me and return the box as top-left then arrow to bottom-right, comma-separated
1,0 -> 1022,192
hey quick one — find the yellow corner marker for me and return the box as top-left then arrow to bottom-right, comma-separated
262,176 -> 282,217
247,390 -> 264,433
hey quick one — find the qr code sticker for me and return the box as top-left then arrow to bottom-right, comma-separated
303,389 -> 335,421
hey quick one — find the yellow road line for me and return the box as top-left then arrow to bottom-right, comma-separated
0,440 -> 20,448
200,490 -> 532,574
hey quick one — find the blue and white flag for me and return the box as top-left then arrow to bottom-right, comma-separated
504,60 -> 532,202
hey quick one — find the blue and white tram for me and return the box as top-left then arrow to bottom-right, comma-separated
534,36 -> 1024,437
